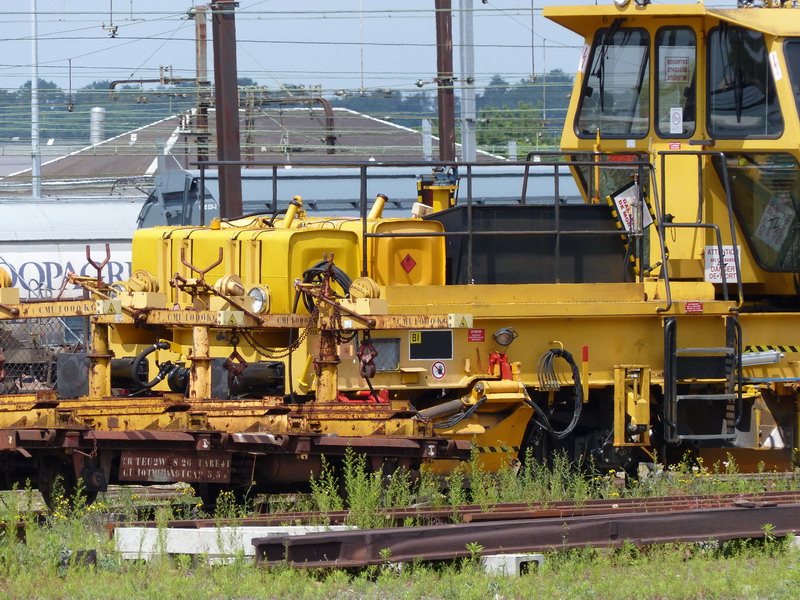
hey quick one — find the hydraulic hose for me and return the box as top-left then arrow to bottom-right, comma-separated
417,398 -> 466,420
300,260 -> 353,313
525,348 -> 583,440
433,397 -> 486,429
131,341 -> 171,389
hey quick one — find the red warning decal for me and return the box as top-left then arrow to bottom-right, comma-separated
401,254 -> 417,273
684,301 -> 703,313
467,329 -> 485,342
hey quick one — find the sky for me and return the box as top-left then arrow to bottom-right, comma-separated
0,0 -> 599,97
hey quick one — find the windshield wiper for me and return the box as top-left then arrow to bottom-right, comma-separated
592,18 -> 625,112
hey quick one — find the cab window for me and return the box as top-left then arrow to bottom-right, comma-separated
707,26 -> 782,138
656,27 -> 696,138
576,25 -> 650,139
783,40 -> 800,119
712,153 -> 800,271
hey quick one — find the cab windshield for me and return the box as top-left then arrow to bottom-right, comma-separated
784,39 -> 800,120
576,25 -> 650,138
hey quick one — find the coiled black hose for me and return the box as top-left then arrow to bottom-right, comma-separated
131,341 -> 172,389
285,260 -> 353,401
300,260 -> 353,313
525,348 -> 583,440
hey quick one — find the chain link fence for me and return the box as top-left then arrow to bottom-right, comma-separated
0,316 -> 85,394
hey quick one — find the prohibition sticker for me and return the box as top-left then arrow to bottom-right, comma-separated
431,361 -> 447,380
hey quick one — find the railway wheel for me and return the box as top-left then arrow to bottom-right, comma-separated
37,458 -> 98,510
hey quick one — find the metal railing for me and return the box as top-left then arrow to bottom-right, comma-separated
194,157 -> 650,289
657,150 -> 744,311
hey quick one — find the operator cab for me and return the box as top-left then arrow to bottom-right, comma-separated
546,1 -> 800,300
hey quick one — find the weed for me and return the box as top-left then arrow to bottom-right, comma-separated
308,455 -> 345,517
342,448 -> 384,529
446,464 -> 467,523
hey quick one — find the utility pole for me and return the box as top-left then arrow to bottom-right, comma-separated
30,0 -> 42,199
458,0 -> 476,162
434,0 -> 456,161
211,0 -> 243,219
191,4 -> 210,164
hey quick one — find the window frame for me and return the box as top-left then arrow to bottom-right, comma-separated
706,26 -> 783,140
655,26 -> 697,139
574,26 -> 651,140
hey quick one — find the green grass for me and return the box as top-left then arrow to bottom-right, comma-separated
1,452 -> 799,599
1,540 -> 799,599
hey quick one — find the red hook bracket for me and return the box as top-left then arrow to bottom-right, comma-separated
85,244 -> 111,286
180,247 -> 223,282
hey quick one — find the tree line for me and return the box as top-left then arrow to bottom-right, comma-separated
0,71 -> 573,155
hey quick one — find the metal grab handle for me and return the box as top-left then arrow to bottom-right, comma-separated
85,243 -> 111,285
180,247 -> 223,282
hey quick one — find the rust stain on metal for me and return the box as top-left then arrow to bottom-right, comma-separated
8,300 -> 98,320
320,314 -> 450,330
119,450 -> 231,483
254,501 -> 800,568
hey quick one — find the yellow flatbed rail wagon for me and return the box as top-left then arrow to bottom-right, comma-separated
2,0 -> 800,505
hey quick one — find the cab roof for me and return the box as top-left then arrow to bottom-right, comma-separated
543,3 -> 800,37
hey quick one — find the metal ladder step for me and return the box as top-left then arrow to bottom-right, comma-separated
676,347 -> 735,356
676,393 -> 737,402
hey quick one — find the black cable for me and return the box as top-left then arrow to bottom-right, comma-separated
301,260 -> 353,313
526,348 -> 583,440
434,397 -> 486,429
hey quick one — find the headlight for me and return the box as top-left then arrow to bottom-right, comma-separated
493,327 -> 518,348
248,286 -> 270,314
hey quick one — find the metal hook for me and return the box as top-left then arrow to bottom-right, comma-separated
180,247 -> 223,282
86,244 -> 111,285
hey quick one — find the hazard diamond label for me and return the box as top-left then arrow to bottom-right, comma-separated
401,254 -> 417,273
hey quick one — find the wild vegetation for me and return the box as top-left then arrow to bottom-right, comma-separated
0,450 -> 797,599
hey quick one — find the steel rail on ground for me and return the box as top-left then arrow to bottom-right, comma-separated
252,501 -> 800,568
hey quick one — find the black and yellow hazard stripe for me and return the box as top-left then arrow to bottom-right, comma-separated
606,192 -> 655,269
745,345 -> 800,353
476,446 -> 520,454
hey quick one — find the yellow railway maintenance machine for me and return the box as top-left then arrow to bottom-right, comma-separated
1,0 -> 800,505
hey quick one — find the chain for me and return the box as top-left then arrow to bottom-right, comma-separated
330,303 -> 359,344
236,304 -> 319,360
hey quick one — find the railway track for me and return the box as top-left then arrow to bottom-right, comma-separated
250,491 -> 800,568
108,489 -> 800,530
4,487 -> 800,567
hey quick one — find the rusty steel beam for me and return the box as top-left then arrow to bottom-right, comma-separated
254,503 -> 800,567
211,0 -> 243,218
434,0 -> 455,161
91,309 -> 451,330
0,300 -> 96,321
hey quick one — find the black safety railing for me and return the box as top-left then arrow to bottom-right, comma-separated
194,156 -> 659,292
658,150 -> 744,311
